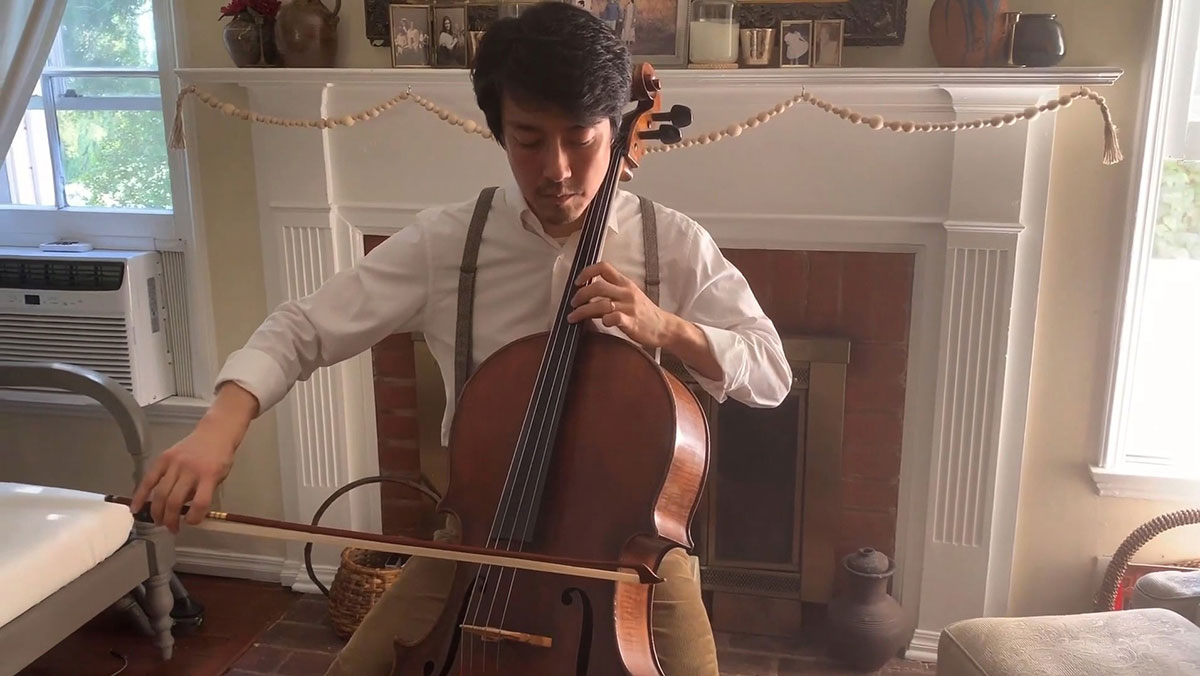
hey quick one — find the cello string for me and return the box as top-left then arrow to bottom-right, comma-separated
486,138 -> 627,641
464,150 -> 614,569
466,96 -> 648,667
459,161 -> 608,672
474,136 -> 621,561
476,134 -> 625,644
500,153 -> 620,558
493,144 -> 621,548
461,152 -> 620,662
472,157 -> 620,648
462,315 -> 567,667
461,252 -> 592,628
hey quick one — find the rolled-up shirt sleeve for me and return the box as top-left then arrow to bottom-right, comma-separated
673,224 -> 792,408
214,219 -> 431,415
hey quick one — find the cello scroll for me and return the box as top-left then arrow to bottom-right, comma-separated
620,64 -> 691,181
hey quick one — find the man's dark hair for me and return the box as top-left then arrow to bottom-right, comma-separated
471,2 -> 632,146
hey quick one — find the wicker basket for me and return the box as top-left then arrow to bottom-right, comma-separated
1094,509 -> 1200,611
327,547 -> 406,639
303,475 -> 442,639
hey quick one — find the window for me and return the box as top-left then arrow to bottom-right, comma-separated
0,0 -> 215,414
1096,0 -> 1200,498
0,0 -> 180,244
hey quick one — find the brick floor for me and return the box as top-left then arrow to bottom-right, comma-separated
227,596 -> 345,675
226,594 -> 935,675
715,631 -> 936,676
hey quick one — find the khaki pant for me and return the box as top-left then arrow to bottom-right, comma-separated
324,525 -> 719,676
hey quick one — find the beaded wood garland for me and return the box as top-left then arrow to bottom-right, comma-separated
168,83 -> 1123,165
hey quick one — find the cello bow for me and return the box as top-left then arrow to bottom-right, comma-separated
104,495 -> 660,584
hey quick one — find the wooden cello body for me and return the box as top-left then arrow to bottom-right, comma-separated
389,65 -> 703,675
393,334 -> 707,675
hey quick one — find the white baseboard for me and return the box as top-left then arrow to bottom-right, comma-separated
173,546 -> 287,583
289,578 -> 333,596
173,546 -> 339,593
281,557 -> 339,595
906,629 -> 940,663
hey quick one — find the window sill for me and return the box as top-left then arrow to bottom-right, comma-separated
1090,465 -> 1200,503
0,391 -> 208,425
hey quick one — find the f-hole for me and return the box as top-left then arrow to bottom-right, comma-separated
426,576 -> 481,676
561,587 -> 594,675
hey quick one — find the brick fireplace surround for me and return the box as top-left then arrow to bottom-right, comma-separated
179,65 -> 1123,661
365,240 -> 914,637
366,241 -> 915,588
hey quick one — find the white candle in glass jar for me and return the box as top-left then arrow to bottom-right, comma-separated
689,19 -> 739,63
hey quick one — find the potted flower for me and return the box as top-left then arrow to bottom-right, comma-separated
221,0 -> 283,67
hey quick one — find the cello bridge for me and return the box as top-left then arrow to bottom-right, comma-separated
460,624 -> 553,648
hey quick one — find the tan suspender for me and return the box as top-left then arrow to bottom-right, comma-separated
639,195 -> 660,306
454,188 -> 659,401
454,186 -> 498,401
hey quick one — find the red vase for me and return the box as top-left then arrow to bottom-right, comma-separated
929,0 -> 1011,67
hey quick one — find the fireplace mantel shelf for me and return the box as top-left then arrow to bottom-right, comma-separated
176,66 -> 1122,89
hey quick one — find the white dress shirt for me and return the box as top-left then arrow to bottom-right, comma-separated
216,182 -> 793,445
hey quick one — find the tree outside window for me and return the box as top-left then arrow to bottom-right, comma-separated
1,0 -> 171,212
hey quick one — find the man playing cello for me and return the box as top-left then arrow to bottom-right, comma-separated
132,3 -> 791,673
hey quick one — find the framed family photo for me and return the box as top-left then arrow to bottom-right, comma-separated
729,0 -> 906,47
390,4 -> 432,68
574,0 -> 688,66
432,6 -> 469,68
813,19 -> 844,67
779,20 -> 812,68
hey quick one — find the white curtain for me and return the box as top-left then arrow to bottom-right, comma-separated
0,0 -> 67,156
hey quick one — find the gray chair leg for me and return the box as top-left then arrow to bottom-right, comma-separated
135,520 -> 177,661
144,570 -> 175,660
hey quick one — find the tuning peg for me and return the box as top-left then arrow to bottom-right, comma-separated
639,125 -> 682,144
652,105 -> 692,129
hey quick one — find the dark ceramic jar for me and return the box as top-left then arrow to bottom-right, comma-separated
826,548 -> 915,672
1011,13 -> 1065,67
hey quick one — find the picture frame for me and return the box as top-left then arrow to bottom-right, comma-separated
432,5 -> 470,68
365,0 -> 393,47
734,0 -> 906,47
812,19 -> 844,67
778,20 -> 812,68
389,4 -> 433,68
498,2 -> 542,19
577,0 -> 689,66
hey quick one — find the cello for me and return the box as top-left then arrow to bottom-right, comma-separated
389,63 -> 703,675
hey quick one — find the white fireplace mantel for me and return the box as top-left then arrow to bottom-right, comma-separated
177,66 -> 1122,661
178,65 -> 1121,88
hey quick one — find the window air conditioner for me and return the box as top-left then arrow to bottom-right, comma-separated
0,248 -> 175,406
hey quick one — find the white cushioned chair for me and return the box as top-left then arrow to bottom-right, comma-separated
0,361 -> 177,674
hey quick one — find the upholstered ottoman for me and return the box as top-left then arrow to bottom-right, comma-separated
1130,570 -> 1200,625
937,608 -> 1200,675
